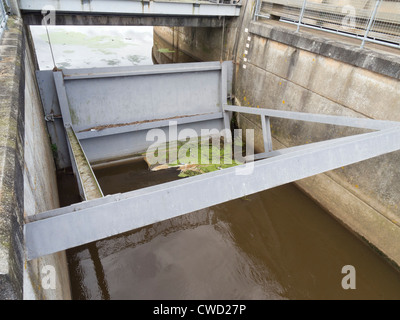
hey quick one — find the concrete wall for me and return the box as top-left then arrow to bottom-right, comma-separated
0,15 -> 25,300
154,0 -> 400,269
0,16 -> 71,299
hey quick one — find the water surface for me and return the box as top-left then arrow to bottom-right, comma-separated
64,159 -> 400,300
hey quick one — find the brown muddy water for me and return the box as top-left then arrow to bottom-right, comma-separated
63,158 -> 400,300
54,26 -> 400,300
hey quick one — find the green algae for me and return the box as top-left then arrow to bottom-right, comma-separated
41,31 -> 135,49
158,48 -> 175,53
145,136 -> 244,178
101,58 -> 121,66
127,55 -> 146,65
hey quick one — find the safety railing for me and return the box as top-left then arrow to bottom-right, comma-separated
0,0 -> 9,41
254,0 -> 400,49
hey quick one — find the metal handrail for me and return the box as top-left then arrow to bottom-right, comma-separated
254,0 -> 400,50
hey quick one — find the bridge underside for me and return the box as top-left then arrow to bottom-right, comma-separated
22,14 -> 231,27
19,0 -> 241,27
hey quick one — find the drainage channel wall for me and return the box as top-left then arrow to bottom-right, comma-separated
0,15 -> 70,299
154,0 -> 400,269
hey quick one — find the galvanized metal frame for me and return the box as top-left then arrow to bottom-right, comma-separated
62,63 -> 224,81
223,105 -> 400,131
53,71 -> 104,200
48,61 -> 232,197
25,123 -> 400,260
25,58 -> 400,260
37,62 -> 231,167
24,98 -> 400,259
224,103 -> 400,160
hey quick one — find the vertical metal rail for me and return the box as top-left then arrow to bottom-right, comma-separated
53,71 -> 104,199
253,0 -> 261,21
296,0 -> 307,32
260,115 -> 273,153
0,0 -> 9,41
361,0 -> 382,48
221,61 -> 231,134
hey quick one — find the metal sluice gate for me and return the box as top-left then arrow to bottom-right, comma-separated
25,61 -> 400,260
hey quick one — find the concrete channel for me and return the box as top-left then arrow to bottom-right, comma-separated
1,0 -> 400,299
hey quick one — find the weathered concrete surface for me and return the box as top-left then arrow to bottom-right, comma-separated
0,15 -> 71,299
22,24 -> 71,299
158,0 -> 400,270
0,16 -> 25,300
152,30 -> 199,64
154,21 -> 239,63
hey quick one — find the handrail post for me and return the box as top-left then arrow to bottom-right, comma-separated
254,0 -> 261,21
361,0 -> 381,48
0,0 -> 9,41
261,115 -> 273,153
296,0 -> 307,32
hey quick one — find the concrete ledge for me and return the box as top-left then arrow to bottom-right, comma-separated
0,16 -> 25,300
249,20 -> 400,80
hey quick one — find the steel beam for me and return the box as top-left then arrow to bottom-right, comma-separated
221,61 -> 232,134
261,116 -> 273,153
62,62 -> 223,81
223,105 -> 400,130
76,112 -> 223,140
65,126 -> 104,200
24,126 -> 400,260
19,0 -> 242,17
53,71 -> 72,126
246,130 -> 382,162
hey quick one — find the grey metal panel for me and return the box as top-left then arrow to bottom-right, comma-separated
63,63 -> 228,132
19,0 -> 242,17
80,118 -> 224,163
24,126 -> 400,260
224,105 -> 400,130
36,62 -> 233,168
35,71 -> 71,169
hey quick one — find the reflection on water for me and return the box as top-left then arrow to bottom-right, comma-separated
65,159 -> 400,300
152,30 -> 199,64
